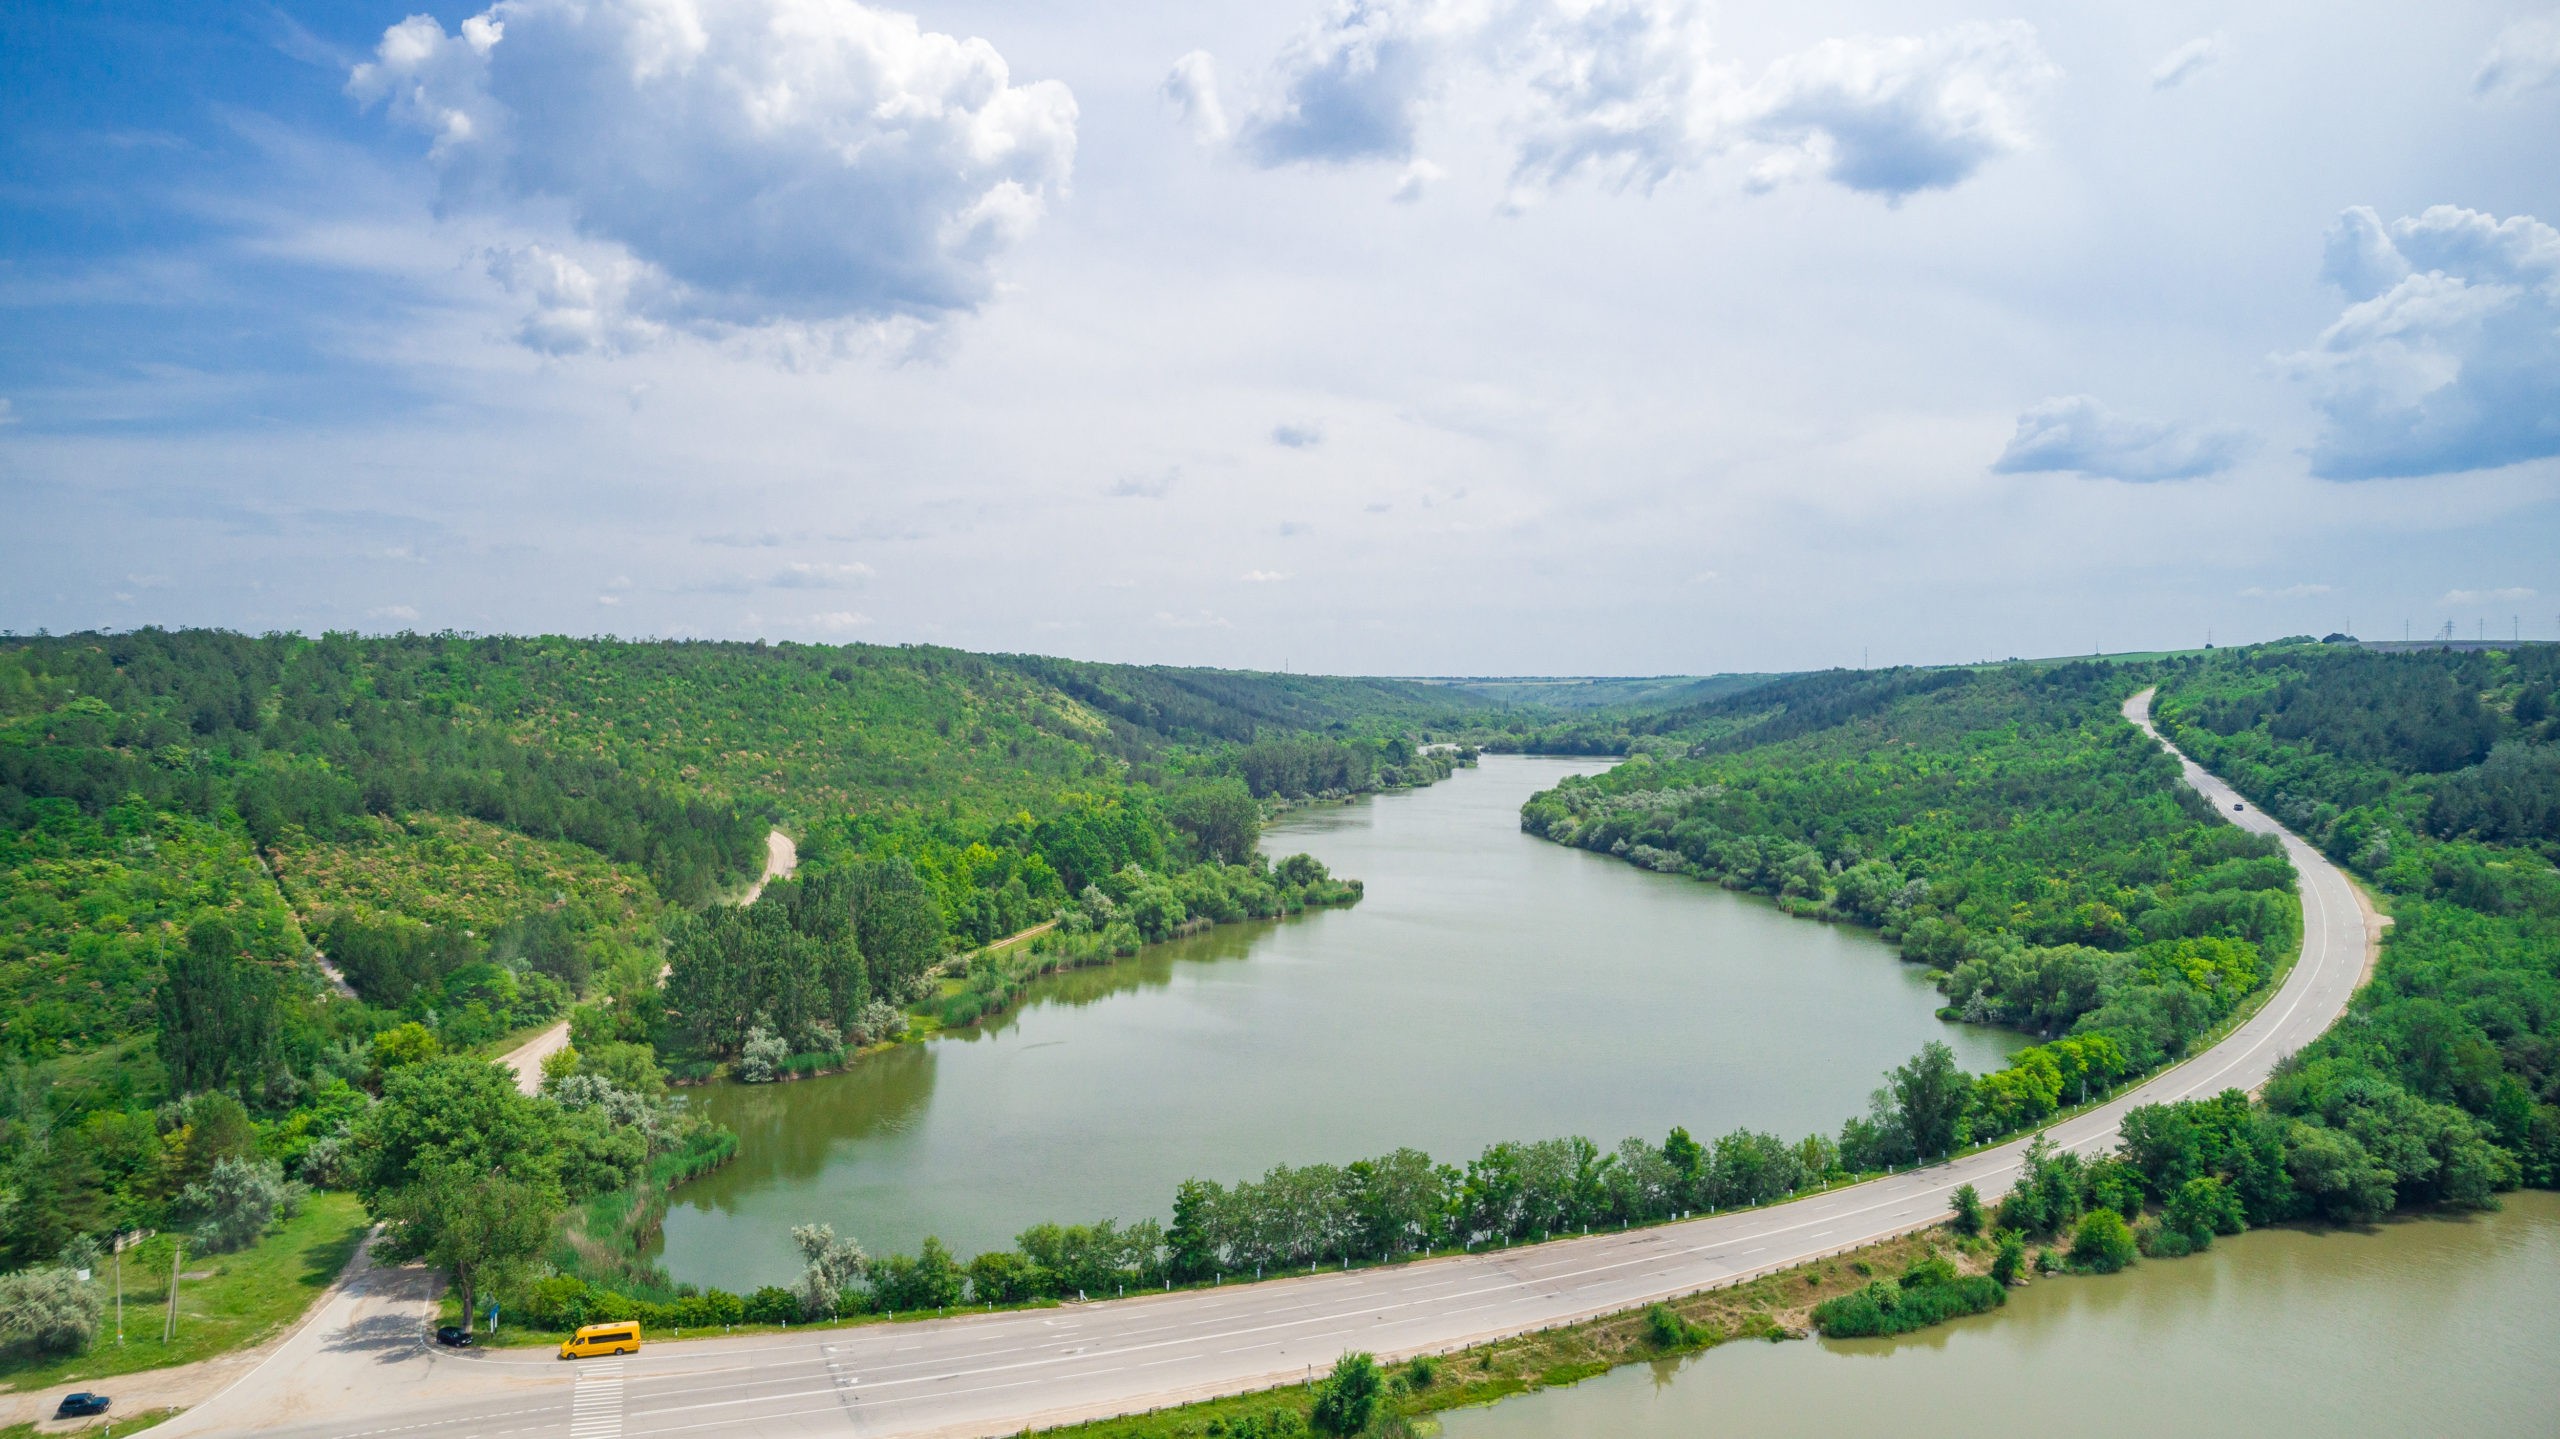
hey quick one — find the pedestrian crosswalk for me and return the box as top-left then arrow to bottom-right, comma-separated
570,1360 -> 625,1439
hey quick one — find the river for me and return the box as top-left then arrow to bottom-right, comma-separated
1439,1190 -> 2560,1438
652,756 -> 2022,1290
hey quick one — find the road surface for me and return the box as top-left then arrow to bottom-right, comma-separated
499,831 -> 797,1095
179,693 -> 2375,1438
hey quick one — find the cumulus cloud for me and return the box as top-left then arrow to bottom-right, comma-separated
367,603 -> 421,622
2442,586 -> 2536,606
1389,158 -> 1445,202
2150,33 -> 2224,90
2474,15 -> 2560,97
1184,2 -> 2052,203
1163,50 -> 1231,144
1991,395 -> 2248,481
350,0 -> 1077,351
1272,422 -> 1325,448
1240,569 -> 1292,582
1731,22 -> 2057,199
2240,583 -> 2333,599
1233,0 -> 1458,166
1109,469 -> 1177,498
770,561 -> 873,589
2284,205 -> 2560,479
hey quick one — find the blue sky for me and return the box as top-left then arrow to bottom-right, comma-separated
2,0 -> 2556,673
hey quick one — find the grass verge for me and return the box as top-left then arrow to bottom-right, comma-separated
0,1193 -> 369,1393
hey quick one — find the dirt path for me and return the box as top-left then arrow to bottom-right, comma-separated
500,828 -> 795,1095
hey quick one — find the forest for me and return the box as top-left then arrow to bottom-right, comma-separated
2,629 -> 2552,1364
0,629 -> 1479,1364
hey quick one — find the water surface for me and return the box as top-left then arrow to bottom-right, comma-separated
654,757 -> 2020,1288
1441,1191 -> 2560,1438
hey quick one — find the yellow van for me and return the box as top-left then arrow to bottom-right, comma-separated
560,1321 -> 642,1359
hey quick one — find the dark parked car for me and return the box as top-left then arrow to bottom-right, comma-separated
56,1393 -> 110,1418
2233,802 -> 2245,812
435,1325 -> 476,1348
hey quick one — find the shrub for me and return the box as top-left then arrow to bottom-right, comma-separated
967,1250 -> 1038,1306
1402,1353 -> 1439,1390
738,1025 -> 789,1083
0,1267 -> 101,1354
181,1156 -> 301,1254
1810,1258 -> 2006,1339
1949,1183 -> 1984,1236
1308,1351 -> 1382,1436
2068,1208 -> 2137,1274
744,1286 -> 799,1325
1990,1230 -> 2025,1287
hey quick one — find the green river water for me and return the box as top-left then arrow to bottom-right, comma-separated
653,755 -> 2024,1290
1441,1190 -> 2560,1438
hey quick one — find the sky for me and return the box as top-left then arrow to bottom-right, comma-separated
2,0 -> 2556,676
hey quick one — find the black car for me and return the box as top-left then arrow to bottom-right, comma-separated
436,1324 -> 476,1348
56,1393 -> 110,1418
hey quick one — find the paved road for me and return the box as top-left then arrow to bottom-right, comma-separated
188,693 -> 2377,1438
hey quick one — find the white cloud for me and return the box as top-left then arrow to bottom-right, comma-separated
351,0 -> 1078,351
0,398 -> 16,426
1732,22 -> 2057,199
809,610 -> 871,630
596,593 -> 623,606
1156,609 -> 1234,628
1240,569 -> 1291,582
771,561 -> 873,589
1272,422 -> 1325,448
1110,469 -> 1178,499
1163,50 -> 1231,145
1193,3 -> 2053,203
2150,34 -> 2225,91
367,603 -> 421,622
2442,586 -> 2537,606
1390,158 -> 1445,202
1991,395 -> 2248,480
2284,205 -> 2560,479
2474,15 -> 2560,97
2240,583 -> 2333,599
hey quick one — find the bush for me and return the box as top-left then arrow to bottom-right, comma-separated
181,1156 -> 302,1254
1949,1183 -> 1984,1236
744,1285 -> 799,1325
1990,1230 -> 2025,1287
1308,1351 -> 1382,1436
738,1024 -> 789,1083
1810,1257 -> 2006,1338
1401,1353 -> 1439,1391
1644,1302 -> 1695,1348
2068,1208 -> 2137,1274
0,1267 -> 102,1355
967,1249 -> 1038,1305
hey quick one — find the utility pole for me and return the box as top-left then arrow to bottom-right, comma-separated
164,1239 -> 183,1344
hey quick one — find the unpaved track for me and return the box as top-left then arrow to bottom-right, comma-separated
499,830 -> 796,1095
209,694 -> 2378,1439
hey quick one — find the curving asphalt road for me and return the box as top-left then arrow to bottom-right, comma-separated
173,691 -> 2377,1439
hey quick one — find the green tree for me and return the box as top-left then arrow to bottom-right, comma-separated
386,1165 -> 558,1325
347,1057 -> 563,1208
1990,1229 -> 2025,1286
1949,1182 -> 1984,1236
1890,1042 -> 1975,1160
2067,1208 -> 2136,1274
0,1267 -> 101,1355
1309,1351 -> 1383,1436
1170,780 -> 1262,866
156,917 -> 282,1096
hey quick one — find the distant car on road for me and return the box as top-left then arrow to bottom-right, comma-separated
56,1393 -> 110,1418
435,1325 -> 476,1348
2233,802 -> 2245,811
